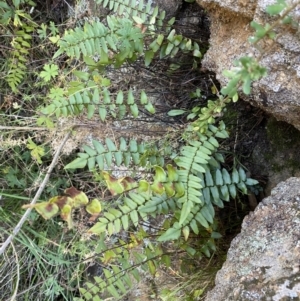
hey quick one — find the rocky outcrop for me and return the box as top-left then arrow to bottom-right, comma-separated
196,0 -> 300,130
205,177 -> 300,301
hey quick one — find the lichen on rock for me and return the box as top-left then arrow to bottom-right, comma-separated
196,0 -> 300,131
204,177 -> 300,301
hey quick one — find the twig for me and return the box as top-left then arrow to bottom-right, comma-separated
0,126 -> 48,131
0,131 -> 72,256
9,242 -> 19,301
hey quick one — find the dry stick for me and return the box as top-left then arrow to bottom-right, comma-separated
9,242 -> 19,301
0,126 -> 48,131
0,130 -> 72,256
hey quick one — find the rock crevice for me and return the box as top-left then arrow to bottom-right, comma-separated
197,0 -> 300,130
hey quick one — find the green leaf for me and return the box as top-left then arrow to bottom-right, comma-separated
104,152 -> 112,167
205,170 -> 214,186
190,219 -> 199,234
40,64 -> 59,82
229,184 -> 237,198
222,168 -> 231,184
138,180 -> 150,193
121,215 -> 129,230
211,231 -> 222,239
161,255 -> 171,268
127,89 -> 134,104
237,181 -> 247,194
93,88 -> 100,103
116,90 -> 124,104
145,102 -> 155,114
164,182 -> 175,197
99,107 -> 107,121
119,137 -> 127,151
153,166 -> 166,182
88,222 -> 107,234
168,109 -> 186,116
193,49 -> 201,58
266,1 -> 286,15
145,50 -> 154,66
87,104 -> 95,119
130,104 -> 139,117
200,205 -> 214,224
232,168 -> 239,183
242,76 -> 251,95
238,167 -> 247,181
88,157 -> 96,170
64,157 -> 87,169
105,138 -> 117,151
195,212 -> 209,228
220,185 -> 230,201
166,164 -> 179,181
182,226 -> 190,241
107,285 -> 119,299
158,227 -> 181,242
130,210 -> 139,227
73,70 -> 89,81
140,90 -> 148,105
245,178 -> 259,185
93,140 -> 105,154
102,171 -> 124,195
179,201 -> 192,225
114,151 -> 122,166
215,169 -> 223,186
129,140 -> 138,152
83,145 -> 97,157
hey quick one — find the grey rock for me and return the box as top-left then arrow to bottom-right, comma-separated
155,0 -> 182,18
205,177 -> 300,301
196,0 -> 300,130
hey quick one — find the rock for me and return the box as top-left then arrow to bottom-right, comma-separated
155,0 -> 182,19
196,0 -> 300,131
205,177 -> 300,301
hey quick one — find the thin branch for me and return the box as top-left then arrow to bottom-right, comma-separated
9,242 -> 19,301
0,126 -> 48,131
0,131 -> 72,256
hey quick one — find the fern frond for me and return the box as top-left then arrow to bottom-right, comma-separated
54,18 -> 144,65
79,264 -> 134,300
41,87 -> 155,120
65,138 -> 149,170
6,26 -> 34,92
89,165 -> 186,235
96,0 -> 167,29
174,121 -> 256,226
175,132 -> 218,226
65,137 -> 175,171
78,236 -> 166,301
41,67 -> 156,120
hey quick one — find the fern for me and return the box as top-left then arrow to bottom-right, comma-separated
33,1 -> 260,300
0,1 -> 37,92
64,137 -> 171,170
41,85 -> 155,120
5,25 -> 34,92
54,17 -> 144,65
76,233 -> 167,301
96,0 -> 166,26
53,8 -> 200,67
